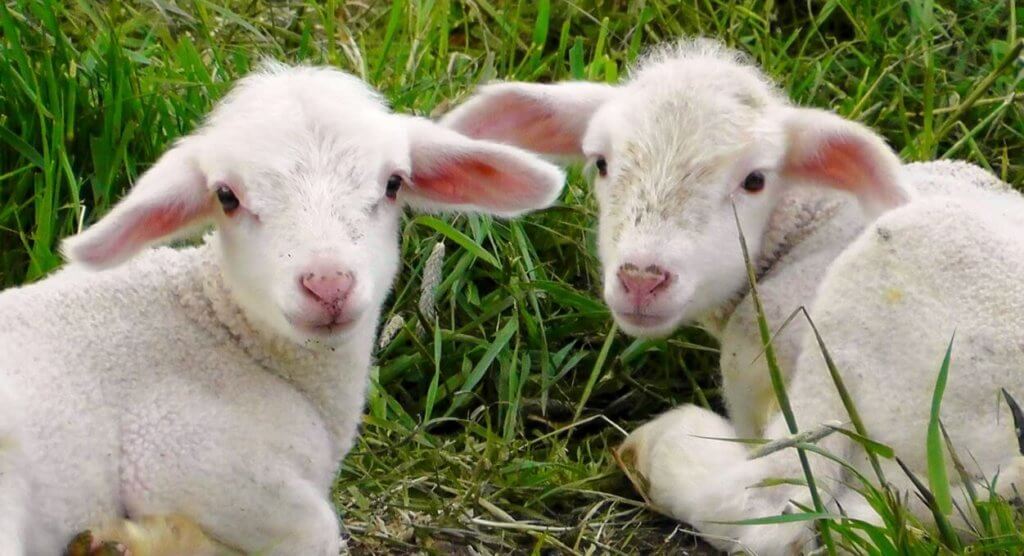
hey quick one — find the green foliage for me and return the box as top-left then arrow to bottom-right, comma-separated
1,1 -> 1022,553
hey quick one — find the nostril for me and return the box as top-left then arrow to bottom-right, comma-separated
617,267 -> 633,293
299,275 -> 315,298
617,264 -> 671,297
651,267 -> 672,291
300,270 -> 355,305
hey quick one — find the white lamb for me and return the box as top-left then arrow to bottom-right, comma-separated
0,63 -> 565,555
443,39 -> 1024,554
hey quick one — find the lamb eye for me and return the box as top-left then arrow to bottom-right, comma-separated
385,174 -> 403,200
595,156 -> 608,178
215,184 -> 240,213
741,171 -> 765,193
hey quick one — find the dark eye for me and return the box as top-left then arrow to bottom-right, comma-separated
741,171 -> 765,193
385,174 -> 403,200
215,184 -> 240,213
595,156 -> 608,178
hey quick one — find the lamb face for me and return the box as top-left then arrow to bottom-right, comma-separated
444,39 -> 914,338
581,56 -> 790,336
199,70 -> 407,345
63,64 -> 566,347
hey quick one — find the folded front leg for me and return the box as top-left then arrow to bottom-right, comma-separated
619,405 -> 747,519
134,474 -> 342,556
620,405 -> 851,555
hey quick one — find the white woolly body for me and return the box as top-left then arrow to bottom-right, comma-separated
606,49 -> 1024,554
716,160 -> 1014,437
443,38 -> 1024,554
0,63 -> 564,555
0,245 -> 358,555
625,164 -> 1024,555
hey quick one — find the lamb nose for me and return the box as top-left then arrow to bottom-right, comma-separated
301,271 -> 355,306
617,263 -> 671,303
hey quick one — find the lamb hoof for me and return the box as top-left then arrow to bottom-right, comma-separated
71,515 -> 236,556
617,405 -> 746,521
64,531 -> 129,556
92,542 -> 130,556
64,531 -> 94,556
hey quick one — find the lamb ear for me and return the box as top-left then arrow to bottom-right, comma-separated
780,108 -> 915,219
441,81 -> 616,156
402,118 -> 566,217
62,142 -> 216,269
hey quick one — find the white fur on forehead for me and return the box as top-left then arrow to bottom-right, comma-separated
195,62 -> 394,159
590,39 -> 795,246
609,39 -> 789,162
601,40 -> 790,203
186,62 -> 405,202
210,61 -> 387,124
628,39 -> 787,109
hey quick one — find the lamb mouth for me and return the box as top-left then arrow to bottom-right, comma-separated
310,319 -> 357,334
287,314 -> 359,336
615,311 -> 672,328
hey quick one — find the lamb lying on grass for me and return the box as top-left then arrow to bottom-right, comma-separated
0,62 -> 564,555
444,39 -> 1024,553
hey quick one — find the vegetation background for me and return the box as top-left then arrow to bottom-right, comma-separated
1,0 -> 1021,553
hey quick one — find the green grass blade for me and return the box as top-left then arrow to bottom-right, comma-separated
1001,388 -> 1024,455
927,335 -> 955,516
895,456 -> 961,550
446,318 -> 518,416
572,322 -> 617,422
716,511 -> 835,526
414,215 -> 502,269
731,202 -> 836,555
801,307 -> 887,485
424,318 -> 443,423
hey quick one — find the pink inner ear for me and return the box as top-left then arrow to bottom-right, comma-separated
461,94 -> 582,156
786,136 -> 883,194
411,156 -> 546,211
73,195 -> 213,267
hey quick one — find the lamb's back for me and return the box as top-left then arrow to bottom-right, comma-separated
717,161 -> 1013,437
792,184 -> 1024,477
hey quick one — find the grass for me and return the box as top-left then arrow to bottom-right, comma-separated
1,0 -> 1022,554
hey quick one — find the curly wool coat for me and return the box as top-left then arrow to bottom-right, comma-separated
0,240 -> 369,555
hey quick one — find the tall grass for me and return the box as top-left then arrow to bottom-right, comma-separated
2,1 -> 1022,553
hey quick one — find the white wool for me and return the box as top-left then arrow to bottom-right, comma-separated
0,375 -> 28,555
624,181 -> 1024,554
1,245 -> 354,555
0,63 -> 565,555
443,37 -> 1024,553
613,60 -> 1024,554
718,160 -> 1015,438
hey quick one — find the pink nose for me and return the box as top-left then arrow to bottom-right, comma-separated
617,263 -> 671,307
300,269 -> 355,311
